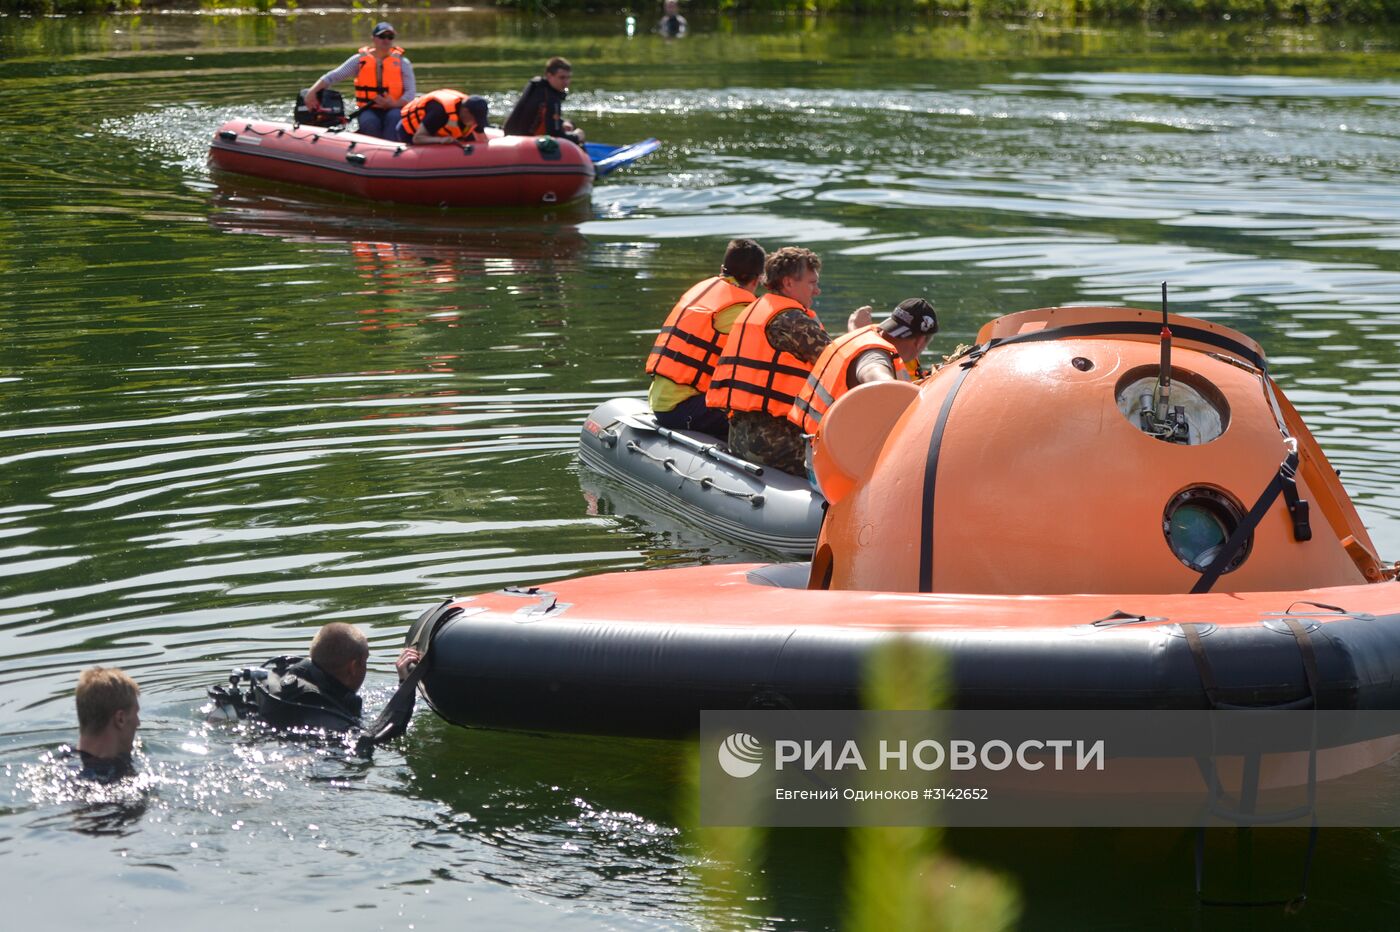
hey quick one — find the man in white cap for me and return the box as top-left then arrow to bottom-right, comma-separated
305,21 -> 416,140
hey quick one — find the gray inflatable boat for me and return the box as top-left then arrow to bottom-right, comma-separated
578,398 -> 825,557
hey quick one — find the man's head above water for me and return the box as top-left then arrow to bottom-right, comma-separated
309,622 -> 371,692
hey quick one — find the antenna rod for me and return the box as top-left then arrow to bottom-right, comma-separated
1153,282 -> 1172,426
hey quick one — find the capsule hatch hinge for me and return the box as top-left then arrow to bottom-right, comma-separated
1340,535 -> 1385,582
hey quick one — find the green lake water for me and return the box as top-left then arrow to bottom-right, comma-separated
2,8 -> 1400,929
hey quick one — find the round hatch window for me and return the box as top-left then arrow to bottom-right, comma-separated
1115,365 -> 1230,445
1163,488 -> 1250,573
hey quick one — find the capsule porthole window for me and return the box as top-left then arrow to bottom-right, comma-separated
1163,487 -> 1251,573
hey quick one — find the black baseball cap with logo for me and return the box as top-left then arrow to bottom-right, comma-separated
881,298 -> 938,338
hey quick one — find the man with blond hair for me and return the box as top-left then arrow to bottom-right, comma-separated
75,666 -> 141,783
271,622 -> 372,726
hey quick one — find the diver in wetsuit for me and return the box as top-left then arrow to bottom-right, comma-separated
214,623 -> 419,733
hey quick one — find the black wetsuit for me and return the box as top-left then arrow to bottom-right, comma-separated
659,14 -> 686,37
253,657 -> 362,732
503,76 -> 581,144
75,750 -> 136,784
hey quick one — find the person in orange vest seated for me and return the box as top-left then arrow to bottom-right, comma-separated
706,246 -> 854,476
396,90 -> 490,146
788,298 -> 938,449
305,22 -> 416,141
645,239 -> 767,440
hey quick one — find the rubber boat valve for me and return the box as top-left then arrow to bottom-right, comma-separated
218,130 -> 237,141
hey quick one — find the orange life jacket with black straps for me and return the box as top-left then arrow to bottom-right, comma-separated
705,294 -> 822,418
644,277 -> 756,393
353,46 -> 406,108
788,325 -> 907,435
400,90 -> 475,140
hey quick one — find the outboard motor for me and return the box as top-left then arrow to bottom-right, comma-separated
294,88 -> 347,128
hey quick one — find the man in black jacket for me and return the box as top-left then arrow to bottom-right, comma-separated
503,56 -> 585,145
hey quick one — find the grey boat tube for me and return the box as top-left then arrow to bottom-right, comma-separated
578,398 -> 825,558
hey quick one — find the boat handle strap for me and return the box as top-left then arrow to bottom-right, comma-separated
1189,616 -> 1321,911
1191,449 -> 1307,595
355,598 -> 461,754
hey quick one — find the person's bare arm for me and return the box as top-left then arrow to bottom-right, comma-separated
851,348 -> 898,385
412,123 -> 461,145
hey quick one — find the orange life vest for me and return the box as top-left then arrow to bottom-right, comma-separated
645,277 -> 756,392
788,325 -> 906,435
705,294 -> 821,418
400,90 -> 475,140
353,46 -> 406,108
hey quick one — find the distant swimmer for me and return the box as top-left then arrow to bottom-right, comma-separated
646,238 -> 766,439
72,666 -> 141,784
209,623 -> 419,738
788,297 -> 938,443
656,0 -> 688,38
503,56 -> 585,145
304,21 -> 415,141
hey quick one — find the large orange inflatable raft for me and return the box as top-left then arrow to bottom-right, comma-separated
403,305 -> 1400,740
209,120 -> 618,208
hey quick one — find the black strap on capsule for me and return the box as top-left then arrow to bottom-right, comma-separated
1191,450 -> 1308,595
1187,618 -> 1322,910
917,344 -> 989,592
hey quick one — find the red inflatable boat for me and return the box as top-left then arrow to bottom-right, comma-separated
208,120 -> 596,208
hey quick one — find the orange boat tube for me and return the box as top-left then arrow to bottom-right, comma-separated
208,120 -> 594,208
405,306 -> 1400,740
